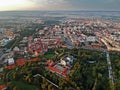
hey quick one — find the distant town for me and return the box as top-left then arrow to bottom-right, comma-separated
0,11 -> 120,90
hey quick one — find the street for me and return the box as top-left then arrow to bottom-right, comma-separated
106,51 -> 114,84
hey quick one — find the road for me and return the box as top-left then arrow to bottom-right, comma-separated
0,51 -> 13,62
0,51 -> 13,60
101,38 -> 120,52
106,51 -> 114,84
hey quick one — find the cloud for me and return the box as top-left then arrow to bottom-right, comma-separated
29,0 -> 67,5
0,0 -> 37,11
1,0 -> 120,11
28,0 -> 70,10
27,0 -> 120,10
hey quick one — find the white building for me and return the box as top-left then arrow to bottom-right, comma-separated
86,36 -> 96,42
60,54 -> 74,66
8,58 -> 14,65
13,47 -> 20,52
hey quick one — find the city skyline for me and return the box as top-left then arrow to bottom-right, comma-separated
0,0 -> 120,11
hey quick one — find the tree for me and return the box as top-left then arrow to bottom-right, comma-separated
6,82 -> 14,90
33,77 -> 40,85
76,87 -> 80,90
13,86 -> 19,90
74,62 -> 80,68
41,78 -> 48,90
25,74 -> 32,83
78,49 -> 81,57
98,73 -> 102,80
59,78 -> 66,88
66,77 -> 71,83
109,80 -> 115,90
92,78 -> 97,90
48,84 -> 52,90
41,83 -> 46,90
116,79 -> 120,90
13,72 -> 16,79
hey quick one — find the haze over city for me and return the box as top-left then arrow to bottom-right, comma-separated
0,0 -> 120,11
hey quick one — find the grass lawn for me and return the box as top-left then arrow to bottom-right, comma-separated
10,81 -> 38,90
44,52 -> 55,59
0,80 -> 4,84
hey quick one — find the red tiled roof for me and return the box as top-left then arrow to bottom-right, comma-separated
5,58 -> 38,70
0,85 -> 7,90
47,65 -> 69,77
27,58 -> 38,62
16,58 -> 26,66
5,64 -> 16,69
47,66 -> 61,74
47,60 -> 55,66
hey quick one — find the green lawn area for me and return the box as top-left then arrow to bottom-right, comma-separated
4,39 -> 16,49
44,52 -> 55,59
0,80 -> 4,84
10,81 -> 38,90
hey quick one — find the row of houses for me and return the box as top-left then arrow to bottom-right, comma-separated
5,57 -> 38,69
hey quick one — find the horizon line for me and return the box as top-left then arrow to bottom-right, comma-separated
1,9 -> 120,12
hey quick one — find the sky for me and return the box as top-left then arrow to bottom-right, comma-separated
0,0 -> 120,11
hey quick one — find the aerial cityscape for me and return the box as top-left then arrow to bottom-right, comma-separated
0,0 -> 120,90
